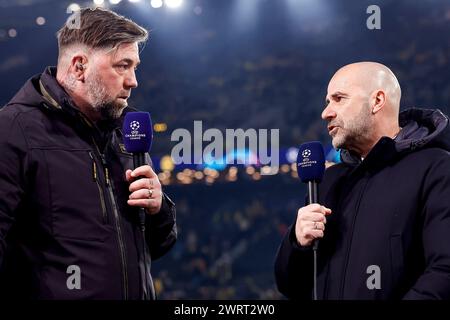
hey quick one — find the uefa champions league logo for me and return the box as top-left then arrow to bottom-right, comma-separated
125,120 -> 146,140
302,149 -> 311,161
130,121 -> 140,131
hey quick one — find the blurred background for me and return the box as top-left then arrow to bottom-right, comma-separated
0,0 -> 449,299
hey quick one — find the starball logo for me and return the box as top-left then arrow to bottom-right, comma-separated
130,120 -> 140,131
302,149 -> 311,160
125,120 -> 147,140
298,148 -> 317,169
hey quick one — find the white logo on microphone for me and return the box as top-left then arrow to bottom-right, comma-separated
302,149 -> 311,161
130,121 -> 140,131
125,120 -> 146,140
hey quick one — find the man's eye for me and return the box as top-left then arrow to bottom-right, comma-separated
335,96 -> 342,102
117,65 -> 128,70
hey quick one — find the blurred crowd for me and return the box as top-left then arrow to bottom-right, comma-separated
153,170 -> 305,299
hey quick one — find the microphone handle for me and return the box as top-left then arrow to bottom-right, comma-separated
308,181 -> 320,251
133,153 -> 146,169
308,181 -> 318,204
132,152 -> 155,300
132,152 -> 148,227
308,180 -> 320,301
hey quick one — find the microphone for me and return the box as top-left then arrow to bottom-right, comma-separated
123,112 -> 153,169
122,111 -> 154,300
297,141 -> 325,301
296,141 -> 325,250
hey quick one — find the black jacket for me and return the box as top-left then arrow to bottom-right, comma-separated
275,108 -> 450,300
0,67 -> 177,299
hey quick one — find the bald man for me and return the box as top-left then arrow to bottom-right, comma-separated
275,62 -> 450,300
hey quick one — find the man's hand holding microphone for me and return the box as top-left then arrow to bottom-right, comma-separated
296,141 -> 330,248
295,204 -> 331,247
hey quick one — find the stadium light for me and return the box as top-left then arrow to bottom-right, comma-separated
150,0 -> 163,8
67,3 -> 81,12
93,0 -> 104,5
8,29 -> 17,38
109,0 -> 122,5
286,147 -> 299,163
165,0 -> 183,9
128,0 -> 140,3
36,17 -> 46,26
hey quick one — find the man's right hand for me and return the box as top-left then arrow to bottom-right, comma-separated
295,204 -> 332,247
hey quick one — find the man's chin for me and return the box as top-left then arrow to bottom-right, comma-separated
331,136 -> 346,150
99,102 -> 127,120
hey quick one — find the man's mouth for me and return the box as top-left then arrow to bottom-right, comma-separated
118,93 -> 130,100
328,125 -> 339,134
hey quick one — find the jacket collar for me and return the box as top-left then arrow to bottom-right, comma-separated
38,66 -> 131,132
339,108 -> 450,173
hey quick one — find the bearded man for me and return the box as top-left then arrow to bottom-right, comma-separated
0,8 -> 177,300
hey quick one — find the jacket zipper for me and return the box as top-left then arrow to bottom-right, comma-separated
89,151 -> 107,224
339,175 -> 370,299
91,139 -> 129,300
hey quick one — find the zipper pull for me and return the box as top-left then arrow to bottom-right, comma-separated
105,167 -> 111,187
100,154 -> 110,187
88,152 -> 97,181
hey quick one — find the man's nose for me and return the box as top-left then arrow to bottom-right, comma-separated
321,105 -> 336,121
125,70 -> 138,89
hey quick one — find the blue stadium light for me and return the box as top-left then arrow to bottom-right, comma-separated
203,152 -> 227,171
286,147 -> 299,164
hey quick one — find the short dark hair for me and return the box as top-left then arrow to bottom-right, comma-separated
57,7 -> 148,53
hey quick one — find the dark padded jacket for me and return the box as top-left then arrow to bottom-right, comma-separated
0,67 -> 177,299
275,108 -> 450,300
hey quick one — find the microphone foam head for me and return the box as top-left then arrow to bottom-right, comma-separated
297,141 -> 325,182
123,112 -> 153,153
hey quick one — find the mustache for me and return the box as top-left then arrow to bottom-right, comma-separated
328,121 -> 342,128
118,92 -> 130,98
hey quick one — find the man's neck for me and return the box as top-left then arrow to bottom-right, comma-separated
58,82 -> 101,123
359,126 -> 402,158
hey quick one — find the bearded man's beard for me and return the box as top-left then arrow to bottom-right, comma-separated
85,73 -> 127,120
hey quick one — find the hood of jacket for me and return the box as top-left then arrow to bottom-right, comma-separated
340,108 -> 450,167
6,66 -> 134,133
5,66 -> 138,151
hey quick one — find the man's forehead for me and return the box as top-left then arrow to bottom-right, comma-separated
110,42 -> 140,63
327,70 -> 362,95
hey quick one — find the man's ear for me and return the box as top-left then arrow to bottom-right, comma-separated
70,55 -> 88,82
370,90 -> 386,114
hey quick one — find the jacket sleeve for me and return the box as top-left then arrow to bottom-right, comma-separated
0,110 -> 28,266
403,155 -> 450,299
274,222 -> 314,299
144,190 -> 177,260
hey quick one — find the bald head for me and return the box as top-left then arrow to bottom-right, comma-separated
322,62 -> 402,157
330,62 -> 401,113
